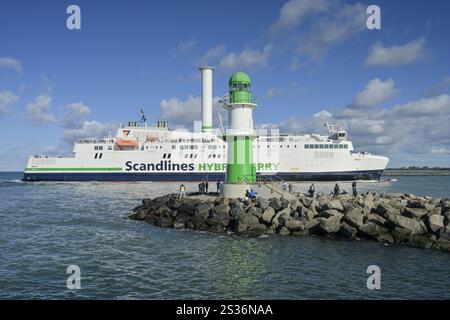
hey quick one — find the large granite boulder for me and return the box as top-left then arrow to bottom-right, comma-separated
426,214 -> 445,234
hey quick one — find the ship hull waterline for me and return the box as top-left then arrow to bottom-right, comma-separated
22,170 -> 384,182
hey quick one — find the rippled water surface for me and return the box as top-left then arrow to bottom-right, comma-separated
0,172 -> 449,299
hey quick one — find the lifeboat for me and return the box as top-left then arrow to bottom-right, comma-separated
116,139 -> 138,149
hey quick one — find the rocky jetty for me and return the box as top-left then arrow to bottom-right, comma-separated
129,192 -> 450,253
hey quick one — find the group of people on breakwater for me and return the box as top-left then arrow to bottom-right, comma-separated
308,182 -> 358,198
179,180 -> 222,199
130,189 -> 450,253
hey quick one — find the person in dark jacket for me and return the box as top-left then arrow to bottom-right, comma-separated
308,183 -> 315,198
333,183 -> 340,196
205,180 -> 209,194
352,181 -> 357,197
216,180 -> 220,193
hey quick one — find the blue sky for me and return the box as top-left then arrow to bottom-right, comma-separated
1,0 -> 450,170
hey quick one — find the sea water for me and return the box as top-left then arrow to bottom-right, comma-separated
0,172 -> 449,299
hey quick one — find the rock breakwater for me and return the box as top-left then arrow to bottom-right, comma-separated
129,192 -> 450,252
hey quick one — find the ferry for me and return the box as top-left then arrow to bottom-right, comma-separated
23,68 -> 389,182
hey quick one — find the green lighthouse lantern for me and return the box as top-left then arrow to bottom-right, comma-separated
229,71 -> 252,104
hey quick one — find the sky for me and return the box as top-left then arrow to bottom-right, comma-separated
1,0 -> 450,170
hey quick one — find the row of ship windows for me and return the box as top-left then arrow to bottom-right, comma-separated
94,145 -> 113,151
163,153 -> 222,159
93,143 -> 347,152
94,153 -> 103,159
305,144 -> 348,149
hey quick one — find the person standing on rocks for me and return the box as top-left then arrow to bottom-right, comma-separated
333,183 -> 340,197
198,181 -> 203,195
288,183 -> 293,193
216,180 -> 220,193
179,184 -> 186,199
308,183 -> 315,198
352,181 -> 357,197
205,180 -> 209,195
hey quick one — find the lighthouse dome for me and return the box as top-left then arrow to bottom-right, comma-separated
229,71 -> 251,85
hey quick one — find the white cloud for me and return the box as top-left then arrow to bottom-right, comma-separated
60,102 -> 117,145
354,78 -> 399,108
297,2 -> 367,60
160,94 -> 226,129
0,57 -> 22,74
0,90 -> 19,115
177,36 -> 197,53
62,102 -> 91,129
62,120 -> 117,144
387,94 -> 449,117
270,0 -> 330,32
197,44 -> 226,65
24,95 -> 56,124
366,38 -> 427,67
261,81 -> 450,159
266,88 -> 280,99
424,76 -> 450,97
218,44 -> 272,70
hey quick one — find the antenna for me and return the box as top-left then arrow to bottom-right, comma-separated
140,108 -> 148,127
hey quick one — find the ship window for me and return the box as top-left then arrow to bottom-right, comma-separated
184,154 -> 188,159
213,154 -> 216,158
94,153 -> 98,159
94,146 -> 98,150
108,146 -> 112,150
315,144 -> 319,149
190,154 -> 193,158
163,153 -> 166,159
324,144 -> 329,149
232,83 -> 237,90
168,153 -> 171,159
334,144 -> 339,149
172,145 -> 176,150
344,145 -> 348,149
295,145 -> 297,148
218,155 -> 221,158
99,153 -> 103,159
339,144 -> 344,149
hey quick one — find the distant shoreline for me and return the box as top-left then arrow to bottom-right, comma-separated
384,168 -> 450,176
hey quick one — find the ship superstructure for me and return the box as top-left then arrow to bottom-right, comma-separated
23,68 -> 389,182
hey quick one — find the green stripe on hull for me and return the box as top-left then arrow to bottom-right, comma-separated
25,167 -> 122,172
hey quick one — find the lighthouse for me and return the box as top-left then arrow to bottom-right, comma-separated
220,71 -> 258,198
